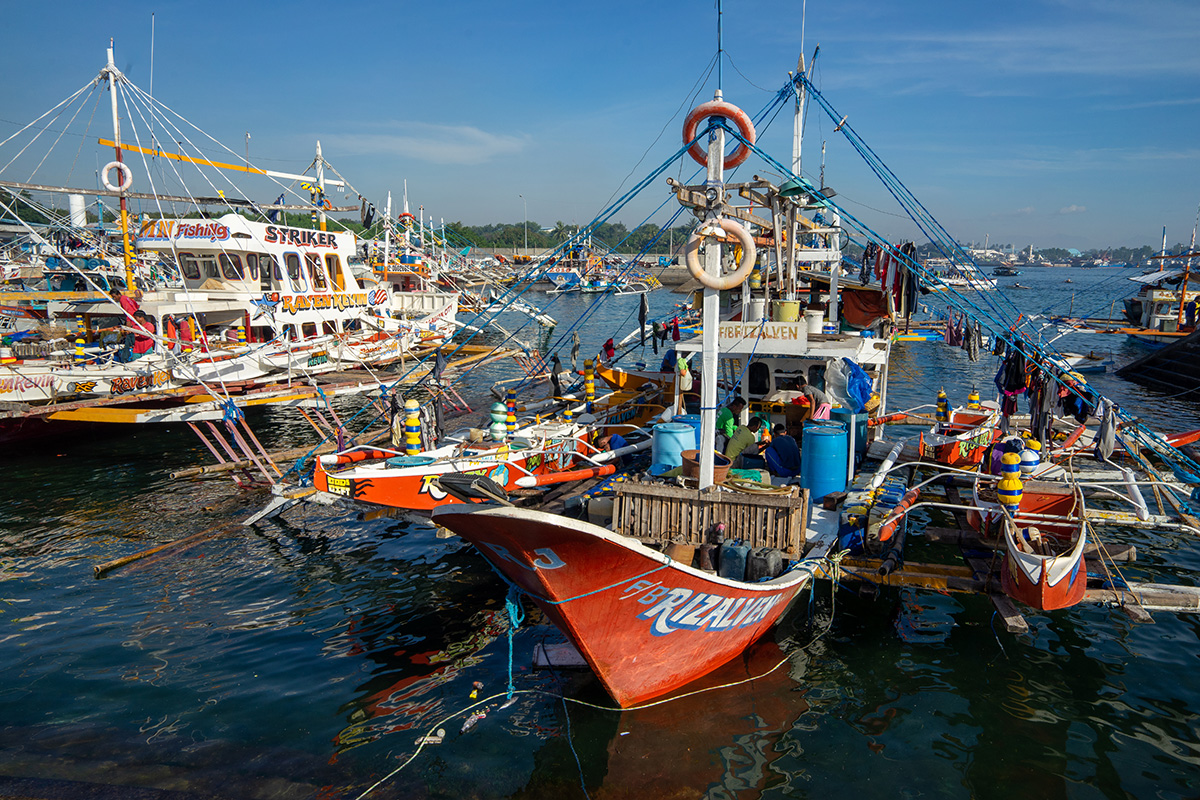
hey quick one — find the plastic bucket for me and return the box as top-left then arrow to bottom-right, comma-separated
773,300 -> 801,322
651,422 -> 694,469
801,420 -> 849,500
804,309 -> 825,334
822,322 -> 838,335
747,298 -> 766,322
673,413 -> 702,449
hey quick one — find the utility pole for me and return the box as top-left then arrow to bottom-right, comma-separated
519,194 -> 527,254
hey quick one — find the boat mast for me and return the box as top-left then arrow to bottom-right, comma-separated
103,41 -> 136,294
697,5 -> 726,490
315,140 -> 327,232
1178,202 -> 1198,324
384,190 -> 392,268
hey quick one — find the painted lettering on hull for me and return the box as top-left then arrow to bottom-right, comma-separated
622,578 -> 783,636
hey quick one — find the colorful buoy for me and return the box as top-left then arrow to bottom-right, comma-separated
505,389 -> 517,435
1000,451 -> 1022,479
967,388 -> 980,410
404,398 -> 422,455
997,474 -> 1023,513
489,401 -> 507,441
936,388 -> 949,422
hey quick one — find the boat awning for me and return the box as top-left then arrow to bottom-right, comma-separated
1128,268 -> 1181,284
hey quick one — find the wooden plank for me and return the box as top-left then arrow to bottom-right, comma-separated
988,593 -> 1030,634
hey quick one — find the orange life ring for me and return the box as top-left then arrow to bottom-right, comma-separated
683,218 -> 757,290
682,100 -> 756,170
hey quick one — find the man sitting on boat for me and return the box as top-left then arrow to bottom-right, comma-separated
125,311 -> 156,362
764,424 -> 801,478
725,416 -> 766,468
715,396 -> 746,452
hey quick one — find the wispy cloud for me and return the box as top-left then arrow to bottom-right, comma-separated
1058,205 -> 1086,215
322,122 -> 530,165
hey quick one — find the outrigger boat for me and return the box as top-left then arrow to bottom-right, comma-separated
315,418 -> 604,512
1000,482 -> 1088,610
435,60 -> 902,706
920,400 -> 1002,467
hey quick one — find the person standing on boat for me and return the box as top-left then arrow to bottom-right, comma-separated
796,374 -> 828,409
716,396 -> 745,452
1186,297 -> 1197,328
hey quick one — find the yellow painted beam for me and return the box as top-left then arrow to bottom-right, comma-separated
99,138 -> 268,176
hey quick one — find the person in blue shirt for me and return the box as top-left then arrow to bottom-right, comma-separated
765,424 -> 801,477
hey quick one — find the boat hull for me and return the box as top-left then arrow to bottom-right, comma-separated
431,505 -> 812,707
999,483 -> 1088,610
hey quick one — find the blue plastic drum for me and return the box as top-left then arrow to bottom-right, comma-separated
651,422 -> 694,469
672,413 -> 703,449
800,420 -> 849,500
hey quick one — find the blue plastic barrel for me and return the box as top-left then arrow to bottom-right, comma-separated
673,413 -> 703,449
651,422 -> 694,469
399,254 -> 419,264
801,420 -> 849,500
718,540 -> 750,582
829,408 -> 868,457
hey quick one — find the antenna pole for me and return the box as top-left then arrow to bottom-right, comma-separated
716,0 -> 723,92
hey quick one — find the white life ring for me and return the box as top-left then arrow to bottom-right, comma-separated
683,218 -> 757,291
101,161 -> 133,193
682,100 -> 756,170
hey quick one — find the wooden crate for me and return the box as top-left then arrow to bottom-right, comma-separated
611,480 -> 809,557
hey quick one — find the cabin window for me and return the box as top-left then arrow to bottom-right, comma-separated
808,364 -> 827,394
325,254 -> 344,291
322,321 -> 337,335
250,325 -> 272,343
301,322 -> 318,339
283,324 -> 297,340
202,256 -> 220,279
345,318 -> 361,332
245,254 -> 260,282
252,253 -> 277,291
306,253 -> 328,290
285,253 -> 306,292
748,361 -> 770,395
179,252 -> 201,280
219,253 -> 244,280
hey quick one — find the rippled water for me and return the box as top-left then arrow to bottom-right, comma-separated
2,269 -> 1199,798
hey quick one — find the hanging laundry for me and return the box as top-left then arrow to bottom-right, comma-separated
1095,398 -> 1116,460
671,317 -> 680,342
639,294 -> 648,347
570,331 -> 580,372
650,321 -> 660,355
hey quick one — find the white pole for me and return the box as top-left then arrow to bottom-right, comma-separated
698,91 -> 726,491
384,191 -> 392,268
315,140 -> 327,232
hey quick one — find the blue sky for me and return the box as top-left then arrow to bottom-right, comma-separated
2,0 -> 1198,251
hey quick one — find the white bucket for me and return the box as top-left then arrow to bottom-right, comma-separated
804,309 -> 824,334
747,298 -> 766,322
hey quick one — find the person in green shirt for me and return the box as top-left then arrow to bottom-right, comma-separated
725,416 -> 765,467
715,397 -> 746,443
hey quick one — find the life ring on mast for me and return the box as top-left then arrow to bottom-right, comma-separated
397,212 -> 415,224
683,218 -> 757,291
682,100 -> 756,170
101,161 -> 133,193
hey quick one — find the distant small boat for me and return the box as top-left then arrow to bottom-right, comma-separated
1064,278 -> 1073,283
1011,283 -> 1030,289
992,266 -> 1022,277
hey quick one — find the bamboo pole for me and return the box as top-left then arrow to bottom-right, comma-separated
94,523 -> 235,578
